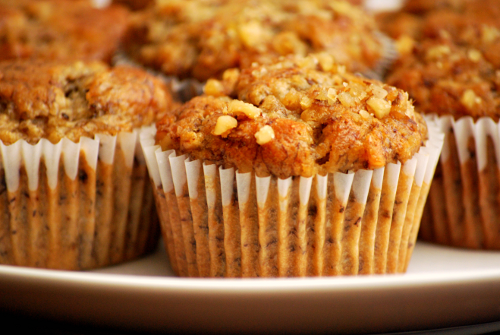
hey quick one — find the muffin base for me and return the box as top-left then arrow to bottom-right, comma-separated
0,129 -> 159,270
420,116 -> 500,249
142,121 -> 443,278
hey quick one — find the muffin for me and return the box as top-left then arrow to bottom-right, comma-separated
386,30 -> 500,249
0,59 -> 174,270
0,0 -> 129,63
123,0 -> 392,100
141,54 -> 443,277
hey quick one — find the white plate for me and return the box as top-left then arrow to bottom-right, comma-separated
2,241 -> 500,334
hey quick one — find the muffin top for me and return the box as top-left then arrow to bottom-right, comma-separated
156,54 -> 427,178
377,0 -> 500,42
125,0 -> 384,82
0,60 -> 173,145
386,32 -> 500,121
0,0 -> 129,63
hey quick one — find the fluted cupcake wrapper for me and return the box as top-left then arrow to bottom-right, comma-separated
420,115 -> 500,249
142,121 -> 443,277
0,128 -> 159,270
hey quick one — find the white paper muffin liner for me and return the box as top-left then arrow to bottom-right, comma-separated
141,119 -> 443,277
0,127 -> 160,270
420,115 -> 500,249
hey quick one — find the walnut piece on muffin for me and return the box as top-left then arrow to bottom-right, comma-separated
156,54 -> 427,179
0,0 -> 129,63
0,60 -> 173,145
125,0 -> 385,82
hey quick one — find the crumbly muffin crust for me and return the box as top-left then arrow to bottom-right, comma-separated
112,0 -> 154,11
0,0 -> 129,63
125,0 -> 384,82
0,60 -> 173,145
377,0 -> 500,42
156,54 -> 426,178
386,35 -> 500,120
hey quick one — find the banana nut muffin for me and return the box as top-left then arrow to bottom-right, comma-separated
0,0 -> 129,63
125,0 -> 386,82
385,20 -> 500,249
157,54 -> 427,178
148,54 -> 441,277
0,60 -> 173,270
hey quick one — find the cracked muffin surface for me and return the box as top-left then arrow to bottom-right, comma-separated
125,0 -> 385,82
0,60 -> 173,145
156,54 -> 427,178
0,0 -> 129,63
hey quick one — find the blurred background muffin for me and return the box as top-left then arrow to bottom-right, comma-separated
383,0 -> 500,249
122,0 -> 391,101
0,59 -> 174,270
0,0 -> 129,63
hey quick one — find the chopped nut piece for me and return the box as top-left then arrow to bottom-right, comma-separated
223,68 -> 241,81
255,125 -> 275,145
370,85 -> 388,99
327,88 -> 338,104
330,0 -> 354,17
204,79 -> 225,96
238,21 -> 267,48
482,26 -> 500,44
367,97 -> 391,118
359,110 -> 371,119
228,100 -> 261,119
316,53 -> 334,71
426,45 -> 451,60
300,96 -> 314,110
338,91 -> 356,107
467,49 -> 482,62
213,115 -> 237,135
460,89 -> 481,109
396,35 -> 414,55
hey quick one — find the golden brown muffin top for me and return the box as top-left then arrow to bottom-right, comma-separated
377,0 -> 500,43
0,0 -> 129,63
0,60 -> 173,145
125,0 -> 384,82
386,35 -> 500,120
156,54 -> 427,178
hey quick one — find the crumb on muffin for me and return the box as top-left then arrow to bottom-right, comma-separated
156,54 -> 427,178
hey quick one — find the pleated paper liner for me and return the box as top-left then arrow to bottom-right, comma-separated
420,115 -> 500,249
0,128 -> 160,270
363,32 -> 399,81
141,119 -> 444,277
